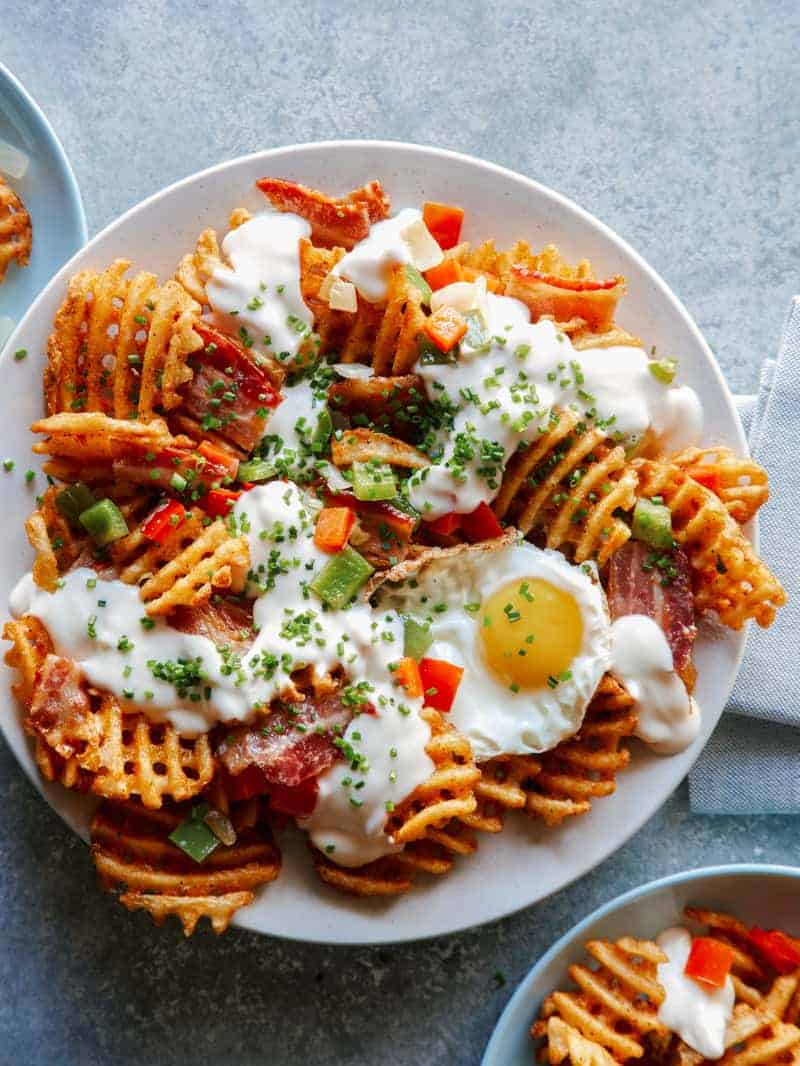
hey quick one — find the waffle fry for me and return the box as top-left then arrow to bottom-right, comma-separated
493,408 -> 637,566
542,1017 -> 619,1066
44,260 -> 202,420
138,518 -> 249,615
671,445 -> 770,525
633,458 -> 786,628
32,410 -> 173,462
175,227 -> 223,304
453,240 -> 595,291
0,177 -> 32,283
4,616 -> 215,807
532,936 -> 668,1060
24,487 -> 86,592
91,799 -> 281,935
330,427 -> 430,470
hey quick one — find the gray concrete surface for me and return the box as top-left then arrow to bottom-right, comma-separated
2,1 -> 799,1063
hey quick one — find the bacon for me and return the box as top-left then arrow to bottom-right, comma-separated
28,654 -> 94,754
169,600 -> 254,646
325,492 -> 416,570
327,375 -> 426,441
608,540 -> 697,683
505,267 -> 625,332
256,177 -> 390,249
217,691 -> 354,788
180,361 -> 266,453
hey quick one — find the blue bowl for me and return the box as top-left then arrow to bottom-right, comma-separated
0,63 -> 87,328
483,864 -> 800,1066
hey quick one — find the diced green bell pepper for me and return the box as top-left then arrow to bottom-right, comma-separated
632,498 -> 674,551
168,802 -> 220,863
78,498 -> 130,546
404,264 -> 432,305
648,358 -> 678,385
312,408 -> 333,454
56,482 -> 97,526
237,458 -> 276,483
311,546 -> 374,609
352,460 -> 396,502
403,617 -> 433,661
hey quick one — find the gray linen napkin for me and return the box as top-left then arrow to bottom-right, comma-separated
689,297 -> 800,813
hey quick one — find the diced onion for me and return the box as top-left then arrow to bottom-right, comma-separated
328,278 -> 358,313
0,316 -> 15,350
0,140 -> 29,180
401,218 -> 444,272
331,362 -> 373,380
203,809 -> 237,846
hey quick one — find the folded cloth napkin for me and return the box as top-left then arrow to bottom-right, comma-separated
689,297 -> 800,814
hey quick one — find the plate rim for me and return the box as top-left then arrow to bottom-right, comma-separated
0,61 -> 88,254
482,862 -> 800,1066
0,140 -> 753,944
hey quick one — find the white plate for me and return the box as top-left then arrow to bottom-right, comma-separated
0,141 -> 748,944
483,865 -> 800,1066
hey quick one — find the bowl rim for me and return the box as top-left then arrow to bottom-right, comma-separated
0,140 -> 755,943
482,863 -> 800,1065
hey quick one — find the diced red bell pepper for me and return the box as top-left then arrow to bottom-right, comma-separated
198,440 -> 240,482
460,501 -> 503,542
141,500 -> 187,545
325,493 -> 417,539
314,507 -> 356,553
222,764 -> 271,802
203,487 -> 242,518
418,658 -> 464,712
394,657 -> 423,699
749,927 -> 800,974
422,202 -> 464,251
424,512 -> 462,537
422,306 -> 468,353
193,321 -> 282,406
424,259 -> 463,291
684,937 -> 735,988
268,777 -> 319,819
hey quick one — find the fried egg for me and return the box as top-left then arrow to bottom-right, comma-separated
380,538 -> 612,760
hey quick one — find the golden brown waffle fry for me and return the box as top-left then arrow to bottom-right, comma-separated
0,177 -> 32,283
671,445 -> 770,525
386,706 -> 480,844
32,410 -> 173,462
24,487 -> 86,591
684,907 -> 770,989
330,427 -> 430,470
138,518 -> 249,615
571,324 -> 642,350
4,616 -> 215,807
111,505 -> 207,585
44,260 -> 202,420
174,228 -> 223,304
454,240 -> 594,290
532,936 -> 668,1061
634,458 -> 786,628
493,407 -> 637,565
311,832 -> 471,897
373,263 -> 428,374
542,1017 -> 619,1066
91,800 -> 281,935
465,676 -> 636,834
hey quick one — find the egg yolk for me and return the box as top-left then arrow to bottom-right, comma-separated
479,578 -> 583,690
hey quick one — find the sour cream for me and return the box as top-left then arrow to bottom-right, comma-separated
408,284 -> 702,520
331,207 -> 422,303
206,212 -> 314,362
609,615 -> 700,754
657,927 -> 734,1059
11,482 -> 435,867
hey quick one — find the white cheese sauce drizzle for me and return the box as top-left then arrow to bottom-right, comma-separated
331,207 -> 423,303
206,212 -> 314,363
407,282 -> 703,520
657,927 -> 735,1059
11,482 -> 434,866
609,615 -> 700,754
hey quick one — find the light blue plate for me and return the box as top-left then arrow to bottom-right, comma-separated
0,63 -> 87,333
483,864 -> 800,1066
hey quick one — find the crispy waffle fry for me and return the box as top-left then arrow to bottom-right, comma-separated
330,427 -> 430,470
684,907 -> 770,989
32,410 -> 173,462
454,240 -> 595,290
532,936 -> 668,1061
0,177 -> 32,283
372,263 -> 429,374
91,800 -> 281,935
24,485 -> 88,591
138,518 -> 249,615
493,407 -> 637,565
3,617 -> 215,807
175,228 -> 223,304
44,260 -> 202,420
671,445 -> 770,525
542,1017 -> 619,1066
633,458 -> 786,628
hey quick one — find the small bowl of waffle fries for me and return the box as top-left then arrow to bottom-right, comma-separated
0,142 -> 786,943
483,864 -> 800,1066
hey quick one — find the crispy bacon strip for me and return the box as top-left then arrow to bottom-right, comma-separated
217,692 -> 354,788
608,540 -> 697,687
169,600 -> 253,645
505,267 -> 625,332
256,177 -> 390,249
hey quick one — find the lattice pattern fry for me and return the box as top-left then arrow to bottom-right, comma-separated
671,445 -> 770,525
0,177 -> 32,283
91,800 -> 281,935
493,407 -> 637,566
634,458 -> 786,628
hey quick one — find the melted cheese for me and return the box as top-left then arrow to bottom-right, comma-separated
657,927 -> 734,1058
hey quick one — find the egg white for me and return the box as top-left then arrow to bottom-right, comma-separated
380,540 -> 612,761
